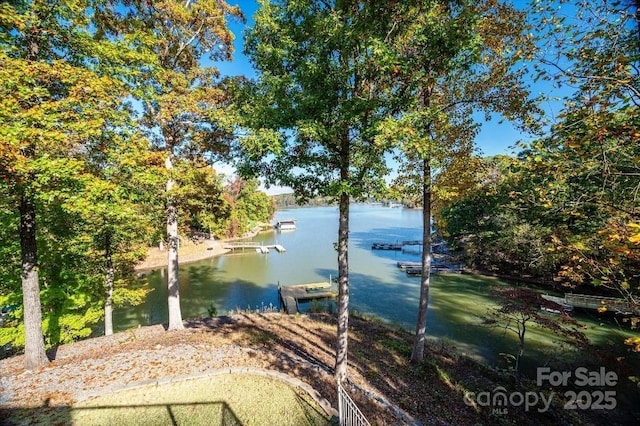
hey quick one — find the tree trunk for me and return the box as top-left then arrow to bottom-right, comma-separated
165,155 -> 184,330
19,25 -> 48,370
335,190 -> 350,383
411,158 -> 432,363
636,0 -> 640,42
515,323 -> 526,388
20,191 -> 49,369
104,232 -> 114,336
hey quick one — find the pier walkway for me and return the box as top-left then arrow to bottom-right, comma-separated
371,242 -> 402,250
542,293 -> 639,315
397,261 -> 462,275
223,242 -> 286,253
372,240 -> 448,252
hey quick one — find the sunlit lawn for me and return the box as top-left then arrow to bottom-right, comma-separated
7,374 -> 333,426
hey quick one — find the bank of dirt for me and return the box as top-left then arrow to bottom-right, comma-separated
134,225 -> 272,272
134,239 -> 229,272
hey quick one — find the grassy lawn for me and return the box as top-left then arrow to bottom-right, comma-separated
6,374 -> 334,425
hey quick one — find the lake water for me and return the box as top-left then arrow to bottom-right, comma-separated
112,205 -> 636,367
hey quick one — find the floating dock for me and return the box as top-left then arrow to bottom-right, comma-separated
371,242 -> 402,250
397,261 -> 422,269
542,293 -> 639,315
372,241 -> 423,250
373,240 -> 446,252
223,242 -> 286,253
405,265 -> 461,275
278,282 -> 337,314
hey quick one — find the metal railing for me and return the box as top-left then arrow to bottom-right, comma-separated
564,293 -> 639,314
338,383 -> 370,426
223,241 -> 262,248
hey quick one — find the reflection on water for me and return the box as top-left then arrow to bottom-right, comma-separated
111,205 -> 638,367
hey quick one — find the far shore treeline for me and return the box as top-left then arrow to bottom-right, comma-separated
0,0 -> 638,385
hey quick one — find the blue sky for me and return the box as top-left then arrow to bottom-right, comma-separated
211,0 -> 566,192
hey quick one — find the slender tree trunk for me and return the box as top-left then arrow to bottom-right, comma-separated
636,0 -> 640,41
335,190 -> 350,383
335,128 -> 351,383
20,191 -> 49,369
515,323 -> 525,388
165,154 -> 184,330
411,157 -> 432,363
104,232 -> 114,336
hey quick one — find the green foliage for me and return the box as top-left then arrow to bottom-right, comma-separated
0,0 -> 163,352
234,179 -> 275,225
309,299 -> 335,314
107,0 -> 243,160
386,0 -> 539,210
484,287 -> 588,385
241,1 -> 415,380
240,0 -> 397,202
442,0 -> 640,296
378,337 -> 412,357
94,0 -> 244,330
0,184 -> 20,296
519,0 -> 639,295
207,176 -> 275,238
175,161 -> 229,235
441,155 -> 574,280
206,304 -> 218,318
443,120 -> 640,293
0,324 -> 24,351
270,193 -> 334,209
515,112 -> 639,291
374,0 -> 540,363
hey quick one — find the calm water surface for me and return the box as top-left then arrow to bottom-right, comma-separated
112,205 -> 636,366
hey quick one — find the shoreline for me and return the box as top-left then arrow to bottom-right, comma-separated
134,224 -> 271,272
133,242 -> 230,272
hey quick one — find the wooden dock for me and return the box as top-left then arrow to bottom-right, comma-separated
372,241 -> 423,250
404,264 -> 461,275
371,242 -> 402,250
223,242 -> 286,253
278,282 -> 337,314
223,241 -> 261,251
542,293 -> 639,315
397,261 -> 422,269
374,241 -> 447,253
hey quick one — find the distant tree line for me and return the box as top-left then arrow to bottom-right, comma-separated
271,193 -> 336,209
